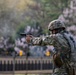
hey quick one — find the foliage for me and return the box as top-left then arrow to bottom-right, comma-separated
25,0 -> 70,33
0,0 -> 70,38
16,18 -> 39,38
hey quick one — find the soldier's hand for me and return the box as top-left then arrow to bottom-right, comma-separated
26,35 -> 33,43
53,53 -> 63,68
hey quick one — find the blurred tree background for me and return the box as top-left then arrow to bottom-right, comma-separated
0,0 -> 76,74
0,0 -> 76,39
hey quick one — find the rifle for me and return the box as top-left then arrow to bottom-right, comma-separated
20,32 -> 32,36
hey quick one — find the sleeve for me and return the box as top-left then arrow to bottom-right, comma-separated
52,34 -> 70,53
31,35 -> 53,46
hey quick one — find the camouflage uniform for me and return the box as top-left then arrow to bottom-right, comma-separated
29,20 -> 76,75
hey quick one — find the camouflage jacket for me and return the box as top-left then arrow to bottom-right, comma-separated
31,30 -> 76,61
31,31 -> 76,75
31,31 -> 70,55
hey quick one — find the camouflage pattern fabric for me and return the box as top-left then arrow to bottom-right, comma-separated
31,33 -> 70,54
31,31 -> 75,75
48,19 -> 65,31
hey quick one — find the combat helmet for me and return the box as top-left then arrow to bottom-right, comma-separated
48,19 -> 65,31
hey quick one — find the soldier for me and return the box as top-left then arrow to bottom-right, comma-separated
25,19 -> 76,75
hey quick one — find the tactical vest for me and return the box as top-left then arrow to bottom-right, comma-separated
61,31 -> 76,62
